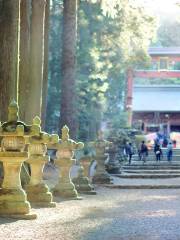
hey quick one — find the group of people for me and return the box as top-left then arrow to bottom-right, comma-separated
153,140 -> 173,162
125,139 -> 173,165
125,141 -> 147,164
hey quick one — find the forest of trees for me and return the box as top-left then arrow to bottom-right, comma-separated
45,0 -> 156,140
2,0 -> 176,141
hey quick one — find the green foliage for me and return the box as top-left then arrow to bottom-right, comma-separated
46,0 -> 156,140
76,1 -> 156,140
157,19 -> 180,47
134,134 -> 146,148
108,128 -> 130,146
45,0 -> 63,133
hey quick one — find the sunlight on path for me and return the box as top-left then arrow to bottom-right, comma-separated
0,188 -> 180,240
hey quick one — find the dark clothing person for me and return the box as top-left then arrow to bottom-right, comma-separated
162,138 -> 168,148
139,141 -> 148,163
167,142 -> 173,162
154,144 -> 162,161
125,143 -> 134,164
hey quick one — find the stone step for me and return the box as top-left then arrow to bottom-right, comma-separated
132,154 -> 180,157
132,158 -> 180,162
124,161 -> 180,165
107,176 -> 180,189
122,165 -> 180,170
105,184 -> 180,189
132,155 -> 180,161
123,162 -> 180,166
154,149 -> 180,153
112,173 -> 180,179
123,169 -> 180,174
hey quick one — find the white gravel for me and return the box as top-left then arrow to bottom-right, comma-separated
1,186 -> 180,240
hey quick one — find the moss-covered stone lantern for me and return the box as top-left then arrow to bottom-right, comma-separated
24,116 -> 59,207
72,155 -> 96,195
51,125 -> 84,199
92,131 -> 112,184
0,101 -> 37,219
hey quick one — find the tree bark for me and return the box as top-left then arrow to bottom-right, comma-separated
41,0 -> 50,130
60,0 -> 78,138
0,0 -> 20,121
19,0 -> 31,122
26,0 -> 46,123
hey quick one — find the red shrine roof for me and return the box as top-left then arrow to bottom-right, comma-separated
148,47 -> 180,56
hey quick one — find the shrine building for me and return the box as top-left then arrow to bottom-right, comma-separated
126,47 -> 180,134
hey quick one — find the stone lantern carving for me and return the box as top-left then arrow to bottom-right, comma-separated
24,116 -> 59,207
0,101 -> 37,219
92,131 -> 112,184
51,125 -> 84,199
106,137 -> 120,174
72,154 -> 96,195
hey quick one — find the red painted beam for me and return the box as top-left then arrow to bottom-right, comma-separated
126,69 -> 133,126
151,56 -> 180,62
126,69 -> 133,108
134,70 -> 180,79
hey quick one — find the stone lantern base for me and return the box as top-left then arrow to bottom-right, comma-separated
24,156 -> 56,208
92,172 -> 112,184
52,158 -> 82,200
52,181 -> 81,200
72,166 -> 96,195
72,176 -> 96,195
25,183 -> 56,208
0,188 -> 37,219
0,153 -> 37,219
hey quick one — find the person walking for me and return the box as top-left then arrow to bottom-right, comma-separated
125,142 -> 134,165
167,141 -> 173,162
162,138 -> 168,148
139,141 -> 148,163
154,143 -> 163,161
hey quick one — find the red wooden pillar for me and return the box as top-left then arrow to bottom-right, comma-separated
167,119 -> 170,137
143,120 -> 147,133
126,68 -> 133,127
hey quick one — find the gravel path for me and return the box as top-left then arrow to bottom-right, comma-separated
1,187 -> 180,240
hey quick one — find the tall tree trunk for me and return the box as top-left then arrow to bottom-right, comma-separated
41,0 -> 50,130
19,0 -> 31,122
60,0 -> 78,138
26,0 -> 46,123
0,0 -> 20,121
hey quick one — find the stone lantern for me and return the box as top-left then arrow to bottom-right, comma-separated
106,137 -> 120,174
51,125 -> 84,199
24,116 -> 59,207
0,101 -> 37,219
72,155 -> 96,195
92,131 -> 112,184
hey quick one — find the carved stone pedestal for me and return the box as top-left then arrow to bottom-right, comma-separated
106,142 -> 120,174
51,125 -> 84,200
73,166 -> 96,195
81,156 -> 91,178
53,158 -> 79,199
91,133 -> 113,185
92,155 -> 112,184
0,152 -> 37,219
73,156 -> 96,194
25,155 -> 56,208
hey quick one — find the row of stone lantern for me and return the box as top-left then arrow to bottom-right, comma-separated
0,101 -> 113,219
